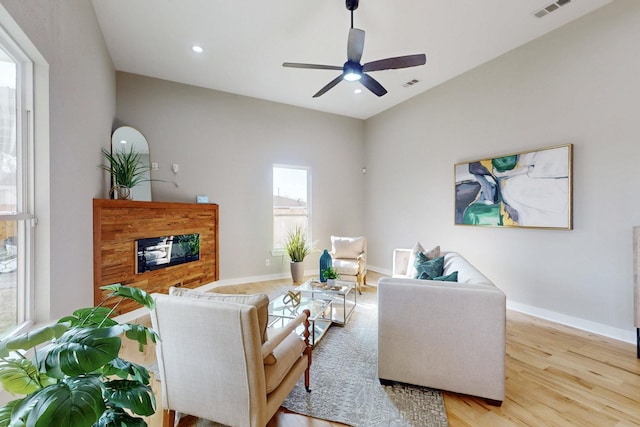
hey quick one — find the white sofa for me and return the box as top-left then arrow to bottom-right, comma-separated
377,249 -> 506,404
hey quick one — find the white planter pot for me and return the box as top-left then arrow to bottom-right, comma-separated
290,261 -> 304,283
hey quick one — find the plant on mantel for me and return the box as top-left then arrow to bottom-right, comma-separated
99,146 -> 152,200
0,284 -> 158,427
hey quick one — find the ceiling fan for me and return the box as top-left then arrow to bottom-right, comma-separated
283,0 -> 427,98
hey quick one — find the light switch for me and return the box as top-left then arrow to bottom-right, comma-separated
172,164 -> 179,173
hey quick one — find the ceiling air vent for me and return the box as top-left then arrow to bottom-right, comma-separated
533,0 -> 571,19
403,79 -> 420,88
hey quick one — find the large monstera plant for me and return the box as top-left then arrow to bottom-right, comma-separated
0,284 -> 159,427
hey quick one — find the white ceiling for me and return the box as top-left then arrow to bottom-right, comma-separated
91,0 -> 612,120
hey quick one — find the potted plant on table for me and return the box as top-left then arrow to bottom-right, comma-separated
321,266 -> 340,288
284,226 -> 313,283
0,284 -> 158,427
99,146 -> 152,200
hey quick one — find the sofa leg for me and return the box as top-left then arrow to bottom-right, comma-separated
485,399 -> 503,407
379,378 -> 393,386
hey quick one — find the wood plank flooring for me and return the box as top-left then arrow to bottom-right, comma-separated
122,273 -> 640,427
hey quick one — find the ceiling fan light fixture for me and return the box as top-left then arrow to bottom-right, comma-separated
344,72 -> 361,81
343,61 -> 362,81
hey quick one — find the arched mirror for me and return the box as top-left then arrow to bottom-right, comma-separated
111,126 -> 152,201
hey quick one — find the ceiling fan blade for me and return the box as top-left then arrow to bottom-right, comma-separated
347,28 -> 365,63
362,54 -> 426,72
360,73 -> 387,97
283,62 -> 343,71
313,74 -> 344,98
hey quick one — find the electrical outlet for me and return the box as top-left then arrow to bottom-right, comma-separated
265,259 -> 271,267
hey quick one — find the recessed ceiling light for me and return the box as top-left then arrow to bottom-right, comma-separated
354,89 -> 362,94
192,45 -> 204,53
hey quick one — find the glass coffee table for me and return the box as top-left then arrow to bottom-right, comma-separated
295,279 -> 356,326
268,294 -> 332,347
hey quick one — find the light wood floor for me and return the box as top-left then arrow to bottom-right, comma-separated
124,273 -> 640,427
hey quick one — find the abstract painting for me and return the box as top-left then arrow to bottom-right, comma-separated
455,144 -> 572,229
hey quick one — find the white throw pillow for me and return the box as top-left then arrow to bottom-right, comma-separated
331,236 -> 365,259
405,242 -> 441,279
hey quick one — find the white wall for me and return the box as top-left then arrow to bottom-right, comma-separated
115,73 -> 365,280
365,0 -> 640,341
0,0 -> 116,319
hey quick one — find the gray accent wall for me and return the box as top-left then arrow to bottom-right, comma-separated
365,0 -> 640,341
115,72 -> 365,280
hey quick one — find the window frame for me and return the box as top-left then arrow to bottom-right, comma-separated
0,19 -> 36,337
272,164 -> 312,256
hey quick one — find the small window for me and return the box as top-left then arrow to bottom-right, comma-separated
273,165 -> 311,253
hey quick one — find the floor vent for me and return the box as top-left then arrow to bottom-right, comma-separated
533,0 -> 571,18
403,79 -> 420,88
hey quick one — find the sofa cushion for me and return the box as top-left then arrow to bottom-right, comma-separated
406,242 -> 440,279
414,253 -> 444,280
331,236 -> 365,259
168,287 -> 276,363
333,258 -> 359,276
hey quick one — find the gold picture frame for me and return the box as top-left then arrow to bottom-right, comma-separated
454,144 -> 573,229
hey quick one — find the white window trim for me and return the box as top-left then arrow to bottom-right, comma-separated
0,4 -> 50,335
272,164 -> 312,256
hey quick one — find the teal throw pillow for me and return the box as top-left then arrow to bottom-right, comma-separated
431,271 -> 458,282
413,253 -> 444,280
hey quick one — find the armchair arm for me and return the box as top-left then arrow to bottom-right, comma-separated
262,310 -> 309,359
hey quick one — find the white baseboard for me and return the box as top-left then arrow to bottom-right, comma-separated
507,300 -> 636,345
368,264 -> 391,276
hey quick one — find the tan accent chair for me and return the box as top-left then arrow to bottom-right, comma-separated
330,235 -> 367,294
151,292 -> 312,427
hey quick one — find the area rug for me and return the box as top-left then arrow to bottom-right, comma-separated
281,289 -> 449,427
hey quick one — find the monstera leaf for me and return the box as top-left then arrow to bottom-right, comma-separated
58,307 -> 118,328
100,284 -> 155,310
0,359 -> 55,395
41,326 -> 122,378
95,408 -> 147,427
8,376 -> 105,427
0,284 -> 157,427
3,323 -> 69,352
102,358 -> 150,385
103,379 -> 155,416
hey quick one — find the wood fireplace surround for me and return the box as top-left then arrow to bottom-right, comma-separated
93,199 -> 219,314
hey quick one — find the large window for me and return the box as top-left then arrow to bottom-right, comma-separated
273,165 -> 311,252
0,29 -> 34,338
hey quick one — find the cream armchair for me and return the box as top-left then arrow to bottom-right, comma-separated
330,235 -> 367,294
151,290 -> 312,427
